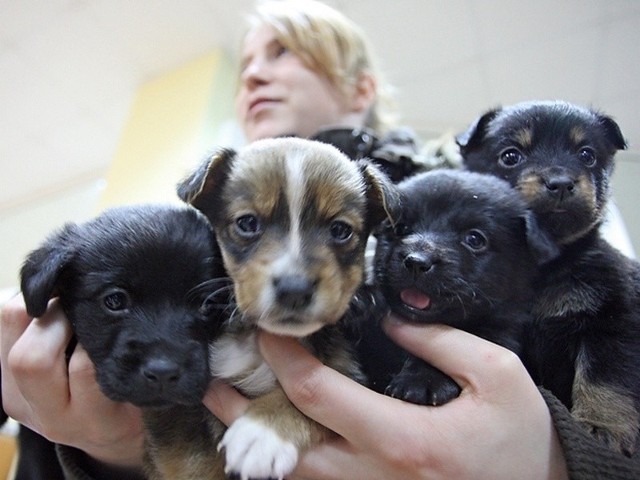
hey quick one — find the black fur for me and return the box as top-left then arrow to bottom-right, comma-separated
368,169 -> 558,405
20,204 -> 231,478
459,100 -> 640,455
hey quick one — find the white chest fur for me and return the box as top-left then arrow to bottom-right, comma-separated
208,331 -> 277,398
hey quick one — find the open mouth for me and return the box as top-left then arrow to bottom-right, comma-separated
400,288 -> 431,311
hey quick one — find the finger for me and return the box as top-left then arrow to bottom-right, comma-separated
67,343 -> 107,405
6,299 -> 74,421
383,317 -> 524,390
291,439 -> 372,480
202,381 -> 250,426
0,295 -> 33,418
258,332 -> 425,452
0,294 -> 32,367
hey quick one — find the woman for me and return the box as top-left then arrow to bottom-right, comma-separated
1,1 -> 636,478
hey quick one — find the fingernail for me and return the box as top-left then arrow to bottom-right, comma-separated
381,312 -> 406,333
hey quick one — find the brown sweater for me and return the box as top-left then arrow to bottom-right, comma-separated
540,388 -> 640,480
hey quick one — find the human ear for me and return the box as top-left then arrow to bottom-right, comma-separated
349,71 -> 377,113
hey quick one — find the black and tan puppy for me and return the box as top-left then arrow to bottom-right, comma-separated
178,136 -> 397,479
19,204 -> 230,477
458,100 -> 640,455
371,169 -> 558,406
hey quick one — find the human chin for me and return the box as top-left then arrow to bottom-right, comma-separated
244,118 -> 301,141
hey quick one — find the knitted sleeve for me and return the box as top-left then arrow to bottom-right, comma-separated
540,388 -> 640,480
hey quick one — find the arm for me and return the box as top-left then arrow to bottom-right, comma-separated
540,388 -> 640,480
206,318 -> 569,480
0,295 -> 145,479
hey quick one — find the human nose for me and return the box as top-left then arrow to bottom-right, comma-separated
240,56 -> 269,89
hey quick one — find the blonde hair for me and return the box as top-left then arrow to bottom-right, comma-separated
243,0 -> 396,132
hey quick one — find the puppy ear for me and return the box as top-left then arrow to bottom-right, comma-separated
456,108 -> 501,154
522,211 -> 561,266
177,148 -> 237,214
597,114 -> 627,151
357,160 -> 400,230
20,225 -> 77,317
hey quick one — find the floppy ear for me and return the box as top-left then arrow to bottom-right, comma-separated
522,211 -> 561,266
20,225 -> 77,317
357,160 -> 400,231
176,148 -> 237,214
456,107 -> 501,154
597,114 -> 627,151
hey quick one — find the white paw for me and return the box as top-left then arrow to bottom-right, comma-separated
219,416 -> 299,480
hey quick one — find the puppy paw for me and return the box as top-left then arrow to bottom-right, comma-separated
219,416 -> 298,480
386,362 -> 461,406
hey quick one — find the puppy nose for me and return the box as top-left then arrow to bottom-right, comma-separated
403,252 -> 438,275
544,175 -> 575,199
274,275 -> 315,310
142,358 -> 181,385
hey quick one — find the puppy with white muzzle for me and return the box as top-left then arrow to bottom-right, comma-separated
178,136 -> 398,479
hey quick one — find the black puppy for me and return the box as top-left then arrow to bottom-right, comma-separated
370,169 -> 558,405
20,204 -> 229,478
458,100 -> 640,455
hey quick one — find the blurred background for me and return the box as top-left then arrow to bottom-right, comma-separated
1,0 -> 639,297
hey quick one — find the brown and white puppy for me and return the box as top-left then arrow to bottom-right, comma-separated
177,137 -> 398,479
459,100 -> 640,455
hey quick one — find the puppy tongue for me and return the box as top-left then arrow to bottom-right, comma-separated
400,288 -> 431,310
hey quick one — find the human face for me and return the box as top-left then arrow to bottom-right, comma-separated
236,24 -> 355,142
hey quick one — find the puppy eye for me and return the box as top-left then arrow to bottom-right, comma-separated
101,289 -> 130,312
578,147 -> 596,167
330,220 -> 353,243
234,214 -> 261,238
499,147 -> 524,168
463,229 -> 488,251
393,222 -> 411,237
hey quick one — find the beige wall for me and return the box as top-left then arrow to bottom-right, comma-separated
0,50 -> 238,291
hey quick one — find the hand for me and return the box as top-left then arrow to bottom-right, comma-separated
205,317 -> 569,480
0,295 -> 145,469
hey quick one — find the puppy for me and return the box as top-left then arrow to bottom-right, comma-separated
370,169 -> 558,405
177,136 -> 397,479
19,204 -> 230,477
458,100 -> 640,455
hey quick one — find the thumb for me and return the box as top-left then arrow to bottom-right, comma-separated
382,316 -> 518,390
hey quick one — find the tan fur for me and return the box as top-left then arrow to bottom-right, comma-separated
143,411 -> 227,480
146,448 -> 225,480
532,282 -> 605,318
514,127 -> 533,149
219,139 -> 373,333
570,125 -> 587,145
572,348 -> 640,454
516,172 -> 600,244
516,172 -> 541,204
244,388 -> 330,447
226,237 -> 364,328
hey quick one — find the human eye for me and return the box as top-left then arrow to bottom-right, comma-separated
269,40 -> 289,60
